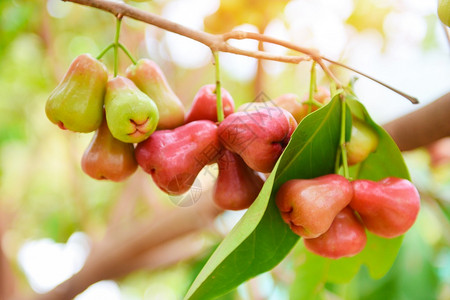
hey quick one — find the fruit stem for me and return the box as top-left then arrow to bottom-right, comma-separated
330,81 -> 337,97
334,147 -> 341,174
113,16 -> 123,77
96,43 -> 114,60
308,61 -> 317,114
339,94 -> 350,179
118,43 -> 137,65
303,99 -> 323,108
213,50 -> 224,122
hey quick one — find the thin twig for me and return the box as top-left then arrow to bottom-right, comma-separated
213,51 -> 224,122
222,30 -> 320,58
222,31 -> 342,86
322,57 -> 419,104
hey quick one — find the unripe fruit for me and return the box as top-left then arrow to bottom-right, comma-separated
135,120 -> 222,195
304,207 -> 367,259
346,118 -> 379,165
276,174 -> 353,239
218,107 -> 297,173
185,84 -> 235,123
214,150 -> 264,210
81,117 -> 137,182
350,177 -> 420,238
126,59 -> 185,129
45,54 -> 107,132
104,76 -> 159,143
438,0 -> 450,27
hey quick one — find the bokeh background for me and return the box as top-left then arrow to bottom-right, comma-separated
0,0 -> 449,299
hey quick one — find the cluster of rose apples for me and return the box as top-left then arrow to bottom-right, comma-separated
276,175 -> 420,259
46,54 -> 420,259
45,53 -> 330,210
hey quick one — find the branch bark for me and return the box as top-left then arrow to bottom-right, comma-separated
383,92 -> 450,151
107,232 -> 209,279
35,193 -> 222,300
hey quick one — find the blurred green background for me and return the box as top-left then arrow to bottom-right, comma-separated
0,0 -> 449,299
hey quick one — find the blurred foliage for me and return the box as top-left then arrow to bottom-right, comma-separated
204,0 -> 290,32
0,0 -> 448,299
346,0 -> 392,34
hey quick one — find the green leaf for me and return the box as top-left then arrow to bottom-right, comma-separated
352,229 -> 439,300
290,244 -> 328,300
185,95 -> 344,299
359,233 -> 402,279
326,252 -> 361,283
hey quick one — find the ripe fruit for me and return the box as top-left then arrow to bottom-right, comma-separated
238,87 -> 330,124
272,94 -> 306,123
45,53 -> 107,132
135,120 -> 221,195
427,137 -> 450,167
81,117 -> 137,182
236,101 -> 277,116
104,76 -> 159,143
304,207 -> 367,259
218,107 -> 297,173
185,84 -> 235,123
438,0 -> 450,27
350,177 -> 420,238
275,174 -> 353,239
126,59 -> 185,129
214,150 -> 264,210
346,118 -> 379,165
238,94 -> 305,124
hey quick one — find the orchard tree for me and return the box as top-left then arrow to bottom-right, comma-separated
1,0 -> 450,299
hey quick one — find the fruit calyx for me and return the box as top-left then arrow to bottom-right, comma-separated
57,121 -> 67,130
128,118 -> 151,138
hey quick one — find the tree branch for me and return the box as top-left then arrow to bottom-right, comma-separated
106,232 -> 211,279
35,193 -> 222,300
63,0 -> 310,64
64,0 -> 417,103
383,92 -> 450,151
